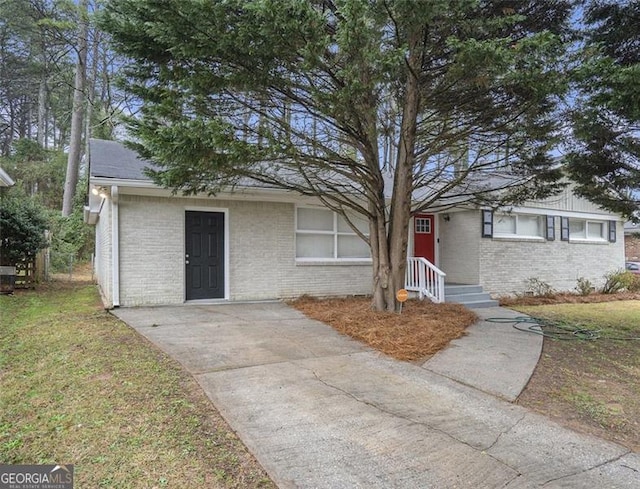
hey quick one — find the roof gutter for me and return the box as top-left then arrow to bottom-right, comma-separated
111,186 -> 120,307
90,176 -> 297,195
0,167 -> 15,187
89,177 -> 333,204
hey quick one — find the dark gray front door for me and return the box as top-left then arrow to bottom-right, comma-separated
185,211 -> 225,300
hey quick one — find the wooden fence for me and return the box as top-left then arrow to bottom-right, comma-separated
15,260 -> 37,289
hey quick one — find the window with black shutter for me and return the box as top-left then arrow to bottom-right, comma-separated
482,210 -> 493,238
546,215 -> 555,241
561,217 -> 569,241
608,220 -> 616,242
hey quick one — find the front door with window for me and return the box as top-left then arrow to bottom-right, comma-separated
413,214 -> 435,263
185,211 -> 225,300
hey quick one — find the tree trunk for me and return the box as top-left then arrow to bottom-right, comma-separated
5,101 -> 15,155
372,29 -> 422,312
52,112 -> 57,150
85,28 -> 100,157
37,75 -> 47,148
371,204 -> 391,311
18,96 -> 29,139
27,98 -> 33,139
62,0 -> 89,216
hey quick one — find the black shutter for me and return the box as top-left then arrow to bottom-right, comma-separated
608,220 -> 616,242
561,217 -> 569,241
546,215 -> 555,241
482,210 -> 493,238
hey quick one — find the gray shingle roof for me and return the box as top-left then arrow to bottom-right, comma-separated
88,139 -> 580,212
89,138 -> 154,181
625,222 -> 640,233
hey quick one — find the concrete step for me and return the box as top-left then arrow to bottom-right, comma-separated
445,292 -> 494,303
444,284 -> 483,295
444,284 -> 499,309
453,299 -> 500,309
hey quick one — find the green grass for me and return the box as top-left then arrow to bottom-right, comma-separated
0,284 -> 274,488
513,300 -> 640,451
516,300 -> 640,336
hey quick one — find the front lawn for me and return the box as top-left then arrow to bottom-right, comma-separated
512,300 -> 640,452
0,284 -> 274,488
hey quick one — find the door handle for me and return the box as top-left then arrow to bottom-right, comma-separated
185,260 -> 190,264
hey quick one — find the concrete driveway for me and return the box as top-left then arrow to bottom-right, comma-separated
113,302 -> 639,488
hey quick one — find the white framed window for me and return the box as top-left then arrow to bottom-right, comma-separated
568,218 -> 607,241
296,207 -> 371,260
415,217 -> 431,234
493,214 -> 544,238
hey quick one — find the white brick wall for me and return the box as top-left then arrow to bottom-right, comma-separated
438,211 -> 480,284
479,219 -> 625,296
118,194 -> 185,306
98,192 -> 625,305
94,199 -> 112,306
228,199 -> 283,300
435,209 -> 625,295
115,194 -> 372,306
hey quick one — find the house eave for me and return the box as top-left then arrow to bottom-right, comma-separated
89,177 -> 349,205
498,205 -> 623,221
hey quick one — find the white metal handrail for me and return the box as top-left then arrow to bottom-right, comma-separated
405,257 -> 446,303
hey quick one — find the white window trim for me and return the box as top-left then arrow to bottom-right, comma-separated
295,206 -> 372,262
568,218 -> 608,243
415,217 -> 432,234
493,213 -> 545,240
492,235 -> 546,242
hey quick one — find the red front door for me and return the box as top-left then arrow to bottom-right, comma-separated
414,214 -> 435,263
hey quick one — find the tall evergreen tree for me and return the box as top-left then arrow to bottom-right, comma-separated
567,1 -> 640,219
61,0 -> 89,216
0,0 -> 75,154
102,0 -> 574,310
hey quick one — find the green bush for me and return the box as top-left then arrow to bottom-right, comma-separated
0,190 -> 49,266
600,269 -> 636,294
628,275 -> 640,293
48,176 -> 95,272
575,277 -> 594,296
2,141 -> 95,273
524,277 -> 556,297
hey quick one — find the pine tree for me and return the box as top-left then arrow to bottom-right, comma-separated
567,1 -> 640,219
102,0 -> 574,310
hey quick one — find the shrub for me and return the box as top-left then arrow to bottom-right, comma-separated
600,269 -> 636,294
628,275 -> 640,293
47,177 -> 95,272
575,277 -> 594,296
0,191 -> 48,266
524,277 -> 555,297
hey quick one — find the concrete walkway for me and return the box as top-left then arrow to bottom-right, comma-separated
424,307 -> 542,402
113,303 -> 639,489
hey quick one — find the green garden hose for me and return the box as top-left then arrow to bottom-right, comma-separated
485,316 -> 640,341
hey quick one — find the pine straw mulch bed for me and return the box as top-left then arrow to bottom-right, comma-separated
289,296 -> 478,362
499,291 -> 640,307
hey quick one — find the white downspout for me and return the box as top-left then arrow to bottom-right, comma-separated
111,185 -> 120,307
